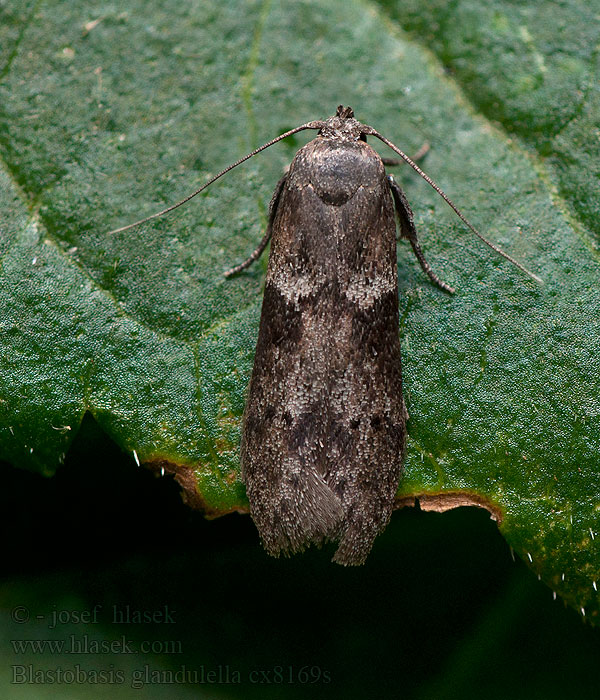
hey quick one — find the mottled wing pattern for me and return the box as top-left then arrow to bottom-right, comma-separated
241,138 -> 406,565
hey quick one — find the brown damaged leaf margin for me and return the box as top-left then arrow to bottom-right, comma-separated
145,459 -> 249,519
146,457 -> 503,524
395,491 -> 504,523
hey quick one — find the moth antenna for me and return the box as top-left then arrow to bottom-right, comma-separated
366,127 -> 542,284
107,121 -> 325,235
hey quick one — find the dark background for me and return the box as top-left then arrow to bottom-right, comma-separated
2,414 -> 599,699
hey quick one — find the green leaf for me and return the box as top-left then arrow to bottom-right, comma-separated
1,0 -> 598,619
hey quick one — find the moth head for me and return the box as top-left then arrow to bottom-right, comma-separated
319,105 -> 368,142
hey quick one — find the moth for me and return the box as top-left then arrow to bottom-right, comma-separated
110,106 -> 539,565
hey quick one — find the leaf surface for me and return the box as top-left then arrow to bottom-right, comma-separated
0,0 -> 598,618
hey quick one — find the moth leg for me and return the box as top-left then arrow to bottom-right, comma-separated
387,174 -> 455,294
381,141 -> 430,167
224,173 -> 287,278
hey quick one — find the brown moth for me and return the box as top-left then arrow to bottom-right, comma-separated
231,107 -> 450,565
110,106 -> 540,565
